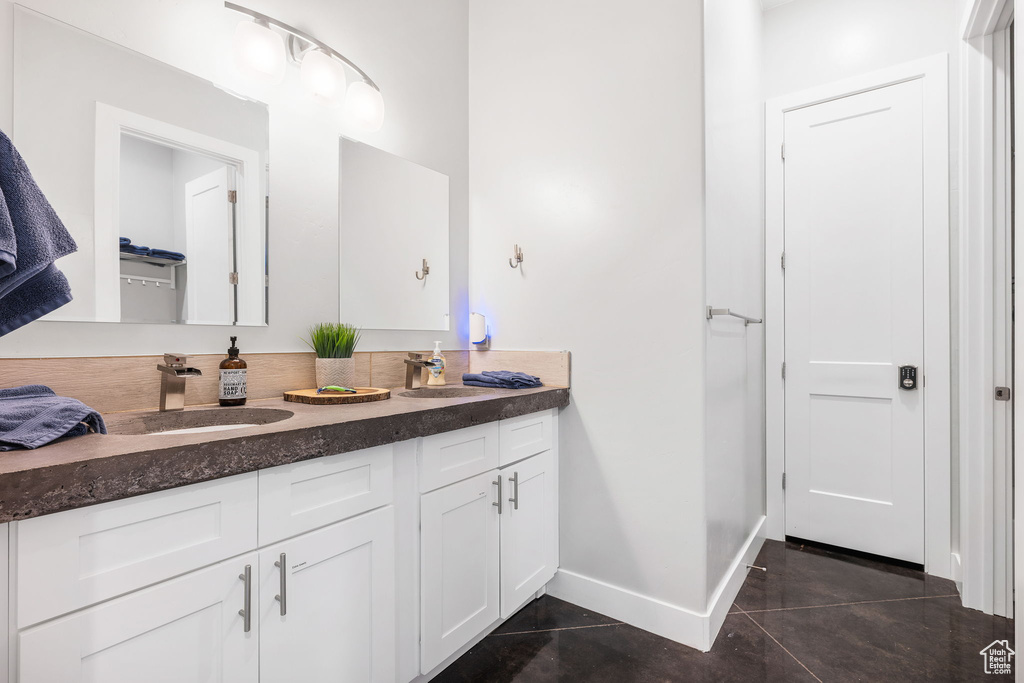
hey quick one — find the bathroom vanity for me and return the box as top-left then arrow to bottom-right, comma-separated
0,387 -> 567,682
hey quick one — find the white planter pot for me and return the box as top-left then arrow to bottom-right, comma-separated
315,357 -> 356,388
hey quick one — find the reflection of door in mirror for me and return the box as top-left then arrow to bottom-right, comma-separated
118,136 -> 237,325
184,167 -> 236,325
13,6 -> 269,326
339,138 -> 451,331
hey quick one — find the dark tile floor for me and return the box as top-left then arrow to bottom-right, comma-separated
434,539 -> 1015,682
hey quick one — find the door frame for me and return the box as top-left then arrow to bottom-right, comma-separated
960,0 -> 1015,618
764,54 -> 952,579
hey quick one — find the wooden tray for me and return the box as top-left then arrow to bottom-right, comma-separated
283,387 -> 391,405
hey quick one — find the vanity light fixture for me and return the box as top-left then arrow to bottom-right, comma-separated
226,2 -> 385,130
231,18 -> 286,84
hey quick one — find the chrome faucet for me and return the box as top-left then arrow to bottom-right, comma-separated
403,352 -> 437,390
157,353 -> 203,411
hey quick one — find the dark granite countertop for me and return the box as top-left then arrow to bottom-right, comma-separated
0,385 -> 569,523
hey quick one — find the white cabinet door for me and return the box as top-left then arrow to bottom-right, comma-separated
420,471 -> 500,674
19,552 -> 259,683
499,450 -> 557,618
259,507 -> 396,683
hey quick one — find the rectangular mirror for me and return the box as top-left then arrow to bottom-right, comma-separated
340,138 -> 449,331
12,7 -> 269,326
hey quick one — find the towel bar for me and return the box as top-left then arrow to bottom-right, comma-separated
706,306 -> 762,325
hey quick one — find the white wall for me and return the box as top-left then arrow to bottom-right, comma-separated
703,0 -> 765,603
0,0 -> 468,356
120,136 -> 175,251
763,0 -> 962,559
469,0 -> 709,638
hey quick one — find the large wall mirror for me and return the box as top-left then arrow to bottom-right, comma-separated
339,138 -> 450,331
12,7 -> 269,326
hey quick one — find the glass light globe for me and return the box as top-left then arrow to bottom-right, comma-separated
300,50 -> 347,107
232,20 -> 286,84
345,81 -> 386,131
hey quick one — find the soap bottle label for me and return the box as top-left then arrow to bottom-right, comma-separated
219,369 -> 247,400
429,359 -> 444,378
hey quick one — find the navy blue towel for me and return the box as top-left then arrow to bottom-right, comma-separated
0,129 -> 77,336
119,236 -> 131,246
462,370 -> 542,389
149,249 -> 185,262
120,243 -> 151,256
0,385 -> 106,451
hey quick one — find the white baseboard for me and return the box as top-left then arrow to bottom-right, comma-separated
548,517 -> 766,652
705,516 -> 766,646
951,552 -> 963,595
547,568 -> 708,650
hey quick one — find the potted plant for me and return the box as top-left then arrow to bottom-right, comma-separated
305,323 -> 361,388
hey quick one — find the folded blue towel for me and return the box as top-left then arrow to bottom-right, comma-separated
119,237 -> 131,246
149,249 -> 185,261
120,244 -> 151,256
462,370 -> 542,389
0,385 -> 106,451
0,129 -> 77,335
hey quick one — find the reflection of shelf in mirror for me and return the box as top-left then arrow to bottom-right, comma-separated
120,274 -> 174,289
119,252 -> 187,267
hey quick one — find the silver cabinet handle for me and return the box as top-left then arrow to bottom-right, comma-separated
509,472 -> 520,510
238,564 -> 252,633
274,553 -> 287,616
492,476 -> 503,514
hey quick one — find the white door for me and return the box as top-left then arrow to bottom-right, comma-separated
420,470 -> 500,674
19,553 -> 259,683
784,79 -> 925,563
184,167 -> 235,324
259,507 -> 396,683
499,450 -> 557,618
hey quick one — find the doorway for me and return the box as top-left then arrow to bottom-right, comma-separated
765,55 -> 952,576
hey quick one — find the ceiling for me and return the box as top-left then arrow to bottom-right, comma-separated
761,0 -> 799,9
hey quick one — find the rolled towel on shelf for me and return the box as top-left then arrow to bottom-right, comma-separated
148,248 -> 185,262
0,128 -> 78,336
118,236 -> 131,246
462,370 -> 542,389
0,385 -> 106,451
119,243 -> 152,256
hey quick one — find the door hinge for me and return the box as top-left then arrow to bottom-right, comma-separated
782,472 -> 787,490
781,252 -> 786,270
995,386 -> 1012,401
228,272 -> 239,285
228,190 -> 238,204
782,362 -> 786,380
781,143 -> 786,161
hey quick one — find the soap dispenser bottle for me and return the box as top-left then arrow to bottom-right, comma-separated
219,336 -> 247,406
427,341 -> 446,386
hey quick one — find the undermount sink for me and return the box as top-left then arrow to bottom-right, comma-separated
106,407 -> 294,436
398,387 -> 495,399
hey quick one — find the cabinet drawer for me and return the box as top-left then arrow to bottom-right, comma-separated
499,410 -> 554,467
19,552 -> 259,683
418,423 -> 500,493
258,445 -> 394,545
16,473 -> 257,628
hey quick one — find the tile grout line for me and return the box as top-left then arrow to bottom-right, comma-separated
488,622 -> 624,638
734,604 -> 823,683
728,593 -> 960,615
